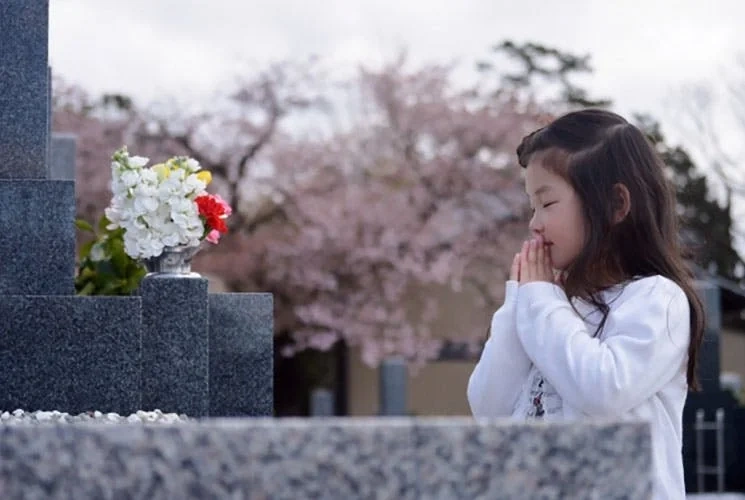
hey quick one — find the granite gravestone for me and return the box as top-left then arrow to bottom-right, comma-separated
0,0 -> 142,414
0,0 -> 273,417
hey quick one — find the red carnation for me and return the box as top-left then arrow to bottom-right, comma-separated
196,194 -> 230,237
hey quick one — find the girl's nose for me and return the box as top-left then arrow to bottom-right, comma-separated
529,214 -> 543,234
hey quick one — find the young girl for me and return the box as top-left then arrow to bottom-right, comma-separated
467,109 -> 704,499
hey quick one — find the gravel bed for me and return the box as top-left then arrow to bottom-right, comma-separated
0,409 -> 189,425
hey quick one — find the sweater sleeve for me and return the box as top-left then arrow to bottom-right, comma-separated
467,281 -> 533,417
515,276 -> 690,417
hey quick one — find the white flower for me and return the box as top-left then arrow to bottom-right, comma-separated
132,217 -> 148,231
134,186 -> 157,201
169,168 -> 186,181
183,174 -> 207,195
129,156 -> 149,168
133,196 -> 158,215
139,168 -> 158,184
185,158 -> 200,172
105,148 -> 219,260
124,238 -> 141,258
168,197 -> 194,213
120,170 -> 140,188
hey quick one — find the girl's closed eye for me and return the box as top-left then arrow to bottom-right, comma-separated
542,201 -> 557,208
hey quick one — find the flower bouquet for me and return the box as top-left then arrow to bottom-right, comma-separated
104,147 -> 232,265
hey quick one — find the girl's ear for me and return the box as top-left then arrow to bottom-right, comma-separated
612,183 -> 631,224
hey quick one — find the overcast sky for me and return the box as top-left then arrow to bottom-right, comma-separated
49,0 -> 745,141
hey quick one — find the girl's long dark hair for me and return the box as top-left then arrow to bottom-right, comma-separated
516,108 -> 705,390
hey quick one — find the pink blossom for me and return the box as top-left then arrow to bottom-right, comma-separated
205,229 -> 221,244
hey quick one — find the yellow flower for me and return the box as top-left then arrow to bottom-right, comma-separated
152,163 -> 170,180
196,170 -> 212,185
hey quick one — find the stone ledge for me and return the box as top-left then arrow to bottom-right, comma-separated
0,417 -> 652,499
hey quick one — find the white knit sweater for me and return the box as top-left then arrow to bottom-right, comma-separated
467,276 -> 690,500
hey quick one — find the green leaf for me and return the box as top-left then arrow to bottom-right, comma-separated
72,212 -> 147,296
98,214 -> 112,233
111,250 -> 128,276
79,267 -> 96,279
78,240 -> 95,261
75,219 -> 95,233
77,281 -> 96,296
99,282 -> 117,295
97,261 -> 116,277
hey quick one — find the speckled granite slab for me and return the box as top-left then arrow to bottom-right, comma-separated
416,418 -> 652,499
0,417 -> 652,499
0,296 -> 142,415
0,0 -> 49,179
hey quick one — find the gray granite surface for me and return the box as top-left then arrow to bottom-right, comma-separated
209,293 -> 273,417
0,296 -> 142,414
140,275 -> 210,417
417,418 -> 652,499
0,418 -> 652,499
0,180 -> 75,295
0,0 -> 49,178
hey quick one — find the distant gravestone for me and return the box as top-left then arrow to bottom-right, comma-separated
310,388 -> 335,416
380,357 -> 408,416
49,133 -> 77,181
696,281 -> 722,393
